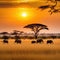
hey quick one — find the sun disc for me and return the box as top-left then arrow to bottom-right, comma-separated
22,12 -> 27,17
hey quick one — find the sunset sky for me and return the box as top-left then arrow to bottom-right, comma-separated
0,0 -> 60,33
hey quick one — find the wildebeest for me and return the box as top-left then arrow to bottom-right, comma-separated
31,41 -> 36,44
37,39 -> 43,43
47,40 -> 53,44
3,40 -> 8,43
15,40 -> 21,44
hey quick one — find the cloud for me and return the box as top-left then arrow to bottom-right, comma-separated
0,2 -> 45,8
0,2 -> 23,8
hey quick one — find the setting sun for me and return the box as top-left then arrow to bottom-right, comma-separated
0,0 -> 60,60
21,12 -> 27,17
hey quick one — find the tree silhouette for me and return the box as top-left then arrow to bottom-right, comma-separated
0,32 -> 9,43
11,30 -> 23,43
39,5 -> 50,10
24,23 -> 48,39
39,0 -> 60,14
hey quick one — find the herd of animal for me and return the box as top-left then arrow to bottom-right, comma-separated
2,38 -> 53,44
31,39 -> 53,44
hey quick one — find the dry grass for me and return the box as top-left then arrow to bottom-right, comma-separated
0,39 -> 60,60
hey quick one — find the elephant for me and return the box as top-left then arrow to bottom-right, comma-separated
31,41 -> 36,44
15,39 -> 21,44
3,40 -> 8,43
47,40 -> 53,44
37,39 -> 43,43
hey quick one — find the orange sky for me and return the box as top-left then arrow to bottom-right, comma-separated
0,1 -> 60,33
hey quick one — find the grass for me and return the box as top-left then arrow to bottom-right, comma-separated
0,39 -> 60,60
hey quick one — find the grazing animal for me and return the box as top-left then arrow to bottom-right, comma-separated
31,41 -> 36,44
15,40 -> 21,44
3,40 -> 8,43
37,39 -> 43,43
47,40 -> 53,44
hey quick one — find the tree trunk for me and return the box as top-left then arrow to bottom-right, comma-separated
35,32 -> 38,39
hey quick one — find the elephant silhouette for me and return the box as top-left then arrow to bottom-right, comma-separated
14,35 -> 21,44
2,36 -> 9,43
31,41 -> 36,44
37,39 -> 43,43
47,40 -> 53,44
3,40 -> 8,43
15,39 -> 21,44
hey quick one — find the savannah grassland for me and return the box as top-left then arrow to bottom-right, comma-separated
0,39 -> 60,60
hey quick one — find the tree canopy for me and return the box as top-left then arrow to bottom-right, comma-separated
24,23 -> 48,39
39,0 -> 60,14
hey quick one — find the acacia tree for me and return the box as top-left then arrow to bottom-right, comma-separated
11,30 -> 23,36
0,32 -> 9,42
39,0 -> 60,14
11,30 -> 23,41
24,23 -> 48,39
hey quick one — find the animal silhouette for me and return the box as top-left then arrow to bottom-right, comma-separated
24,23 -> 48,39
15,39 -> 21,44
47,40 -> 53,44
2,35 -> 9,44
3,40 -> 8,43
31,41 -> 36,44
37,39 -> 43,43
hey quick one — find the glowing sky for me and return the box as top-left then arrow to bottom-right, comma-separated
0,0 -> 60,33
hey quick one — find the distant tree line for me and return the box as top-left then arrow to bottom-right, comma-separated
0,23 -> 60,44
